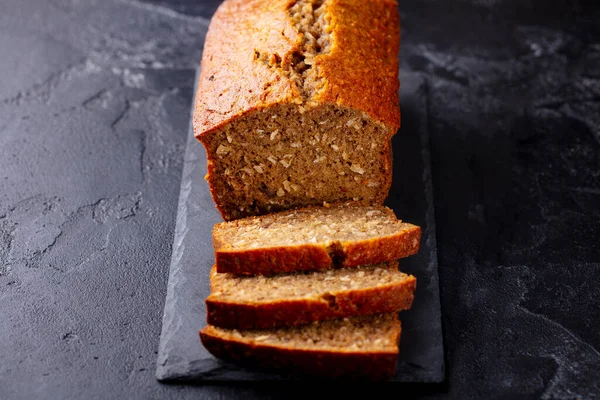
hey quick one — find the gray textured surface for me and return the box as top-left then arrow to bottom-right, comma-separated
155,71 -> 445,383
1,0 -> 599,398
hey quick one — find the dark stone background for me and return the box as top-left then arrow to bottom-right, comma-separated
0,0 -> 598,398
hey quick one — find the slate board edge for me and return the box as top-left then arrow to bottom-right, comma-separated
155,69 -> 201,382
417,74 -> 445,383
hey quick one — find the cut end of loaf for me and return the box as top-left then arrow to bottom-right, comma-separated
199,104 -> 393,220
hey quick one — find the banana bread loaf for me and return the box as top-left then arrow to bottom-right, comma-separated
200,313 -> 401,380
213,202 -> 421,275
207,262 -> 416,329
194,0 -> 401,220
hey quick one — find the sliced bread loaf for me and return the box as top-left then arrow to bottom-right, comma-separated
194,0 -> 401,221
213,202 -> 421,275
207,262 -> 416,329
200,313 -> 401,380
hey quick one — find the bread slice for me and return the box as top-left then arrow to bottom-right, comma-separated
200,313 -> 401,381
213,202 -> 421,275
207,262 -> 416,329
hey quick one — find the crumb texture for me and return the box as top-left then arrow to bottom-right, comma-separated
201,105 -> 392,220
214,203 -> 410,249
287,0 -> 330,99
204,313 -> 400,351
209,261 -> 410,301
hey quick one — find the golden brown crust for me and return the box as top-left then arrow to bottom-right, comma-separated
342,225 -> 421,267
193,0 -> 400,139
206,269 -> 416,329
199,319 -> 401,380
215,245 -> 332,275
313,0 -> 400,130
214,224 -> 421,275
193,0 -> 301,138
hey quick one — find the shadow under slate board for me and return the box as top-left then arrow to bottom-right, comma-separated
155,69 -> 445,382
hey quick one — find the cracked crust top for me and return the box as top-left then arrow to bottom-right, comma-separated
193,0 -> 401,139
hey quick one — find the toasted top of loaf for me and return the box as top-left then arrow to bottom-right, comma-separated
202,313 -> 401,352
194,0 -> 401,138
209,262 -> 412,302
214,202 -> 415,250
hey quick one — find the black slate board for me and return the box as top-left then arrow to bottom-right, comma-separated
155,69 -> 445,382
